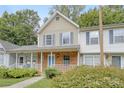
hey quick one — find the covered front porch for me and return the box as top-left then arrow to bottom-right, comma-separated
42,51 -> 79,72
15,52 -> 41,69
9,45 -> 80,73
41,45 -> 80,72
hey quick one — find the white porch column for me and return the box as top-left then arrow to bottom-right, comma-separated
16,53 -> 18,68
41,52 -> 43,72
77,51 -> 80,66
50,52 -> 53,67
31,52 -> 33,68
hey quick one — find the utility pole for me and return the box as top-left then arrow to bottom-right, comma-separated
99,5 -> 104,66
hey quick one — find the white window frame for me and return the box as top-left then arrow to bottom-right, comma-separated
63,55 -> 70,65
113,30 -> 124,44
62,32 -> 71,45
45,34 -> 53,46
89,31 -> 99,45
84,55 -> 100,67
0,53 -> 4,65
111,55 -> 122,68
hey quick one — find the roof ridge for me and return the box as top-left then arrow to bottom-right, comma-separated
38,11 -> 79,34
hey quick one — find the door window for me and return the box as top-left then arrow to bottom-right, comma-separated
48,55 -> 55,67
20,57 -> 24,63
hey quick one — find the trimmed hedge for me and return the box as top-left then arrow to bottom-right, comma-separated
0,66 -> 8,78
52,66 -> 124,88
8,68 -> 37,78
0,67 -> 37,78
45,68 -> 61,79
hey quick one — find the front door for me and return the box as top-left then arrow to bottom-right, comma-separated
112,56 -> 121,68
19,57 -> 24,67
48,55 -> 55,67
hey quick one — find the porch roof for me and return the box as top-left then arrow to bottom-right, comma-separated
8,45 -> 38,52
8,45 -> 80,52
39,45 -> 80,52
0,39 -> 19,51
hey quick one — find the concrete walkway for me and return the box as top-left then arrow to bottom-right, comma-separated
6,76 -> 44,88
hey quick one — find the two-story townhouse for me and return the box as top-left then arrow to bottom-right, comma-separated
37,11 -> 80,71
0,11 -> 124,73
79,24 -> 124,68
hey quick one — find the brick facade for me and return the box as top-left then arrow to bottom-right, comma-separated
42,51 -> 78,71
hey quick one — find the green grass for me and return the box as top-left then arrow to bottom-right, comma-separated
26,78 -> 52,88
0,77 -> 29,87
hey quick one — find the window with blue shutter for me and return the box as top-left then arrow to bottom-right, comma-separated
86,31 -> 99,45
109,30 -> 113,44
44,34 -> 54,46
86,32 -> 89,45
61,32 -> 71,45
113,30 -> 124,43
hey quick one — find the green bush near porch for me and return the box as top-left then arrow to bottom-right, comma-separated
0,66 -> 8,78
0,66 -> 37,78
52,66 -> 124,88
45,68 -> 61,79
8,68 -> 37,78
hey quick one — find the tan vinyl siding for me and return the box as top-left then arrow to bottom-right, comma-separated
38,14 -> 78,47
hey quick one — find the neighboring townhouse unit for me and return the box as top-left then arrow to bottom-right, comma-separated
0,11 -> 124,72
79,24 -> 124,68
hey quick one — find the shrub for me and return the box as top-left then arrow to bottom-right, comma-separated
8,68 -> 37,78
52,66 -> 124,88
24,68 -> 37,77
0,66 -> 8,78
45,68 -> 61,79
8,68 -> 25,78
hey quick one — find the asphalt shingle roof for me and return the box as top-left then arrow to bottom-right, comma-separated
11,45 -> 38,51
0,40 -> 20,51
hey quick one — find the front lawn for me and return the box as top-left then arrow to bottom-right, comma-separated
26,78 -> 52,88
0,77 -> 29,87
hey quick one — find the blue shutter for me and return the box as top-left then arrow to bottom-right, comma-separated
43,35 -> 45,46
109,30 -> 113,44
53,34 -> 55,46
86,32 -> 89,45
70,32 -> 73,44
60,33 -> 62,45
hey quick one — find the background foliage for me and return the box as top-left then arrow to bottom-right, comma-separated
78,6 -> 124,27
0,9 -> 40,45
0,6 -> 124,45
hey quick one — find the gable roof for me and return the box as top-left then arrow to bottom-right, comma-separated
38,11 -> 79,34
0,40 -> 19,51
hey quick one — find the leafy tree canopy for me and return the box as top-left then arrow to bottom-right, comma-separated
78,5 -> 124,27
0,9 -> 40,45
44,5 -> 85,23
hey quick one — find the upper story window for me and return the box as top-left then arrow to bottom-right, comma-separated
86,31 -> 99,45
113,30 -> 124,43
44,34 -> 54,46
62,32 -> 71,45
109,30 -> 124,44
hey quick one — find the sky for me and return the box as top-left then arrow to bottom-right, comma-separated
0,5 -> 97,23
